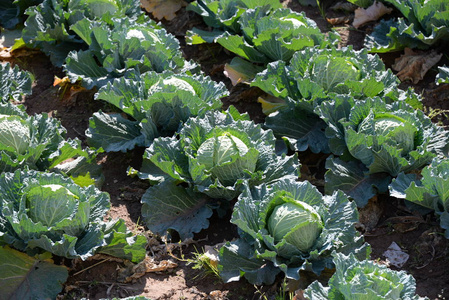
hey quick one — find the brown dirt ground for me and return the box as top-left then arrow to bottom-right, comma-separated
6,0 -> 449,299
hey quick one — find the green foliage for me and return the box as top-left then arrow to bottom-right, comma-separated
87,71 -> 227,152
215,8 -> 337,64
365,0 -> 449,52
0,0 -> 42,29
136,108 -> 300,239
0,246 -> 68,299
22,0 -> 146,66
323,97 -> 449,207
218,177 -> 369,284
0,169 -> 146,262
0,62 -> 33,103
186,0 -> 283,42
390,158 -> 449,238
304,252 -> 429,299
0,102 -> 102,182
64,18 -> 195,89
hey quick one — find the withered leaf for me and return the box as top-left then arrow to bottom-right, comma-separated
353,0 -> 392,29
392,48 -> 442,84
140,0 -> 186,21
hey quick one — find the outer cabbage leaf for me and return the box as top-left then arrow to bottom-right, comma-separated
436,65 -> 449,85
138,108 -> 300,238
0,246 -> 68,299
0,102 -> 102,183
216,8 -> 337,64
0,62 -> 33,103
218,177 -> 369,284
0,170 -> 146,262
390,158 -> 449,238
186,0 -> 282,44
264,101 -> 330,153
141,179 -> 215,239
365,0 -> 449,52
304,252 -> 429,300
22,0 -> 146,66
325,156 -> 391,208
0,0 -> 42,29
65,18 -> 194,89
87,71 -> 227,152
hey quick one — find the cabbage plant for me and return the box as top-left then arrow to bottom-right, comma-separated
251,46 -> 420,154
0,62 -> 33,103
21,0 -> 146,66
365,0 -> 449,52
215,8 -> 337,64
0,102 -> 101,184
218,177 -> 368,285
135,108 -> 299,239
0,169 -> 146,262
186,0 -> 283,44
86,71 -> 227,152
390,158 -> 449,238
323,97 -> 449,207
64,18 -> 196,90
304,252 -> 428,299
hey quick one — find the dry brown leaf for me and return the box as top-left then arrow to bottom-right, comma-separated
393,48 -> 442,84
118,256 -> 178,283
353,1 -> 392,29
140,0 -> 187,21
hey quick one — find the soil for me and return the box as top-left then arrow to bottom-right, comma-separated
5,0 -> 449,299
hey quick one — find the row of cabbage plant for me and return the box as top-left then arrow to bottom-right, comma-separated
182,0 -> 447,298
0,0 -> 446,298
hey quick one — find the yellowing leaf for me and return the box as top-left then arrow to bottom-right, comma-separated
140,0 -> 186,21
392,48 -> 442,84
352,1 -> 392,29
258,96 -> 287,115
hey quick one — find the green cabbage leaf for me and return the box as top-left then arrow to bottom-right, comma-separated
323,97 -> 449,207
64,18 -> 195,89
304,252 -> 429,299
186,0 -> 283,44
0,62 -> 33,104
251,47 -> 419,153
87,71 -> 227,152
365,0 -> 449,52
390,158 -> 449,238
218,177 -> 369,284
0,102 -> 102,184
136,108 -> 299,239
21,0 -> 146,66
0,170 -> 146,262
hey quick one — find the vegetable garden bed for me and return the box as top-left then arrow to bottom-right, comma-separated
1,0 -> 449,299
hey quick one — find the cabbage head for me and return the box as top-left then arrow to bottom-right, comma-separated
0,170 -> 146,262
343,98 -> 449,177
324,97 -> 449,207
304,252 -> 429,300
218,177 -> 369,285
136,108 -> 299,239
0,102 -> 101,183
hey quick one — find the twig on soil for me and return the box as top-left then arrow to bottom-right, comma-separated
73,258 -> 111,277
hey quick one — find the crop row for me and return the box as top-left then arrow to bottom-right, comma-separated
0,0 -> 448,299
